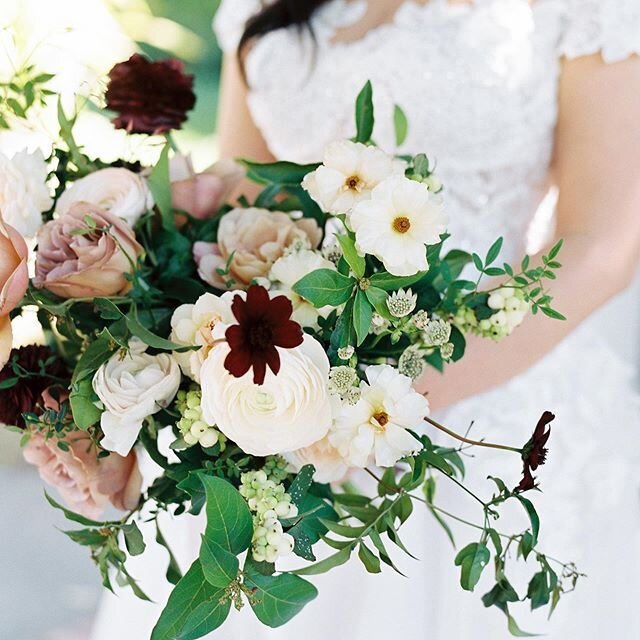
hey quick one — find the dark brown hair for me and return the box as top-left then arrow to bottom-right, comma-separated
238,0 -> 332,57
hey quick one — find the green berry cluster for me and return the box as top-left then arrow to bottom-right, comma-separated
175,389 -> 226,449
239,469 -> 298,564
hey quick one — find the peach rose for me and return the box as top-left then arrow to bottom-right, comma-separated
0,214 -> 29,368
22,388 -> 142,518
193,207 -> 321,289
34,202 -> 143,299
171,158 -> 245,221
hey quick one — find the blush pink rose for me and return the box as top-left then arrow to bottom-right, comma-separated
0,213 -> 29,368
34,202 -> 143,299
22,388 -> 142,518
171,158 -> 245,221
193,207 -> 322,289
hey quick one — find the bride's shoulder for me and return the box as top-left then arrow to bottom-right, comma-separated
213,0 -> 264,53
556,0 -> 640,63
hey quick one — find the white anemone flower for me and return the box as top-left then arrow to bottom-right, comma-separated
330,364 -> 428,468
302,140 -> 403,214
350,176 -> 447,276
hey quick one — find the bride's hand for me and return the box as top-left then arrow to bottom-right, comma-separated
171,159 -> 245,221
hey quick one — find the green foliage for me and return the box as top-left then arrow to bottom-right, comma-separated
393,104 -> 409,146
292,269 -> 355,308
455,542 -> 490,591
148,143 -> 174,229
0,63 -> 54,128
354,80 -> 374,143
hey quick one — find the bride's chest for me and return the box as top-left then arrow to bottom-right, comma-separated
246,0 -> 567,165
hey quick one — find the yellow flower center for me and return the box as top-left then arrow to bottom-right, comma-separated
393,216 -> 411,234
372,411 -> 390,432
345,175 -> 364,192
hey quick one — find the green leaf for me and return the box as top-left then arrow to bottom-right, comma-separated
156,521 -> 183,585
69,377 -> 102,430
127,308 -> 190,351
540,306 -> 566,321
518,531 -> 534,560
288,465 -> 316,506
241,160 -> 320,186
485,237 -> 504,266
527,571 -> 550,610
292,545 -> 353,575
292,269 -> 355,308
472,253 -> 484,272
507,614 -> 540,637
201,475 -> 253,555
245,560 -> 318,627
336,234 -> 365,278
62,528 -> 109,546
547,239 -> 564,261
319,518 -> 368,538
148,143 -> 174,230
358,542 -> 382,573
199,535 -> 239,588
151,560 -> 229,640
122,522 -> 146,556
454,542 -> 490,591
393,104 -> 408,146
354,80 -> 374,143
45,492 -> 109,527
369,270 -> 427,291
352,289 -> 373,346
72,328 -> 119,383
364,286 -> 390,318
514,495 -> 540,546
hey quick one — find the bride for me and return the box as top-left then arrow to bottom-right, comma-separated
91,1 -> 640,638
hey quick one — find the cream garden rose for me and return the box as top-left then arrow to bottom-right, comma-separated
193,207 -> 321,289
350,176 -> 447,276
93,340 -> 181,456
285,431 -> 351,484
269,249 -> 336,328
330,364 -> 429,468
302,140 -> 404,214
0,148 -> 52,237
55,167 -> 153,227
169,292 -> 236,381
199,335 -> 332,456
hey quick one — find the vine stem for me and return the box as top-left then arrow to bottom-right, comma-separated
423,416 -> 521,454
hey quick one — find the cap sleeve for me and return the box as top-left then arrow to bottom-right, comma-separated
213,0 -> 263,53
559,0 -> 640,63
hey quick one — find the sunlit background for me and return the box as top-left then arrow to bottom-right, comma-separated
1,2 -> 222,639
1,2 -> 638,640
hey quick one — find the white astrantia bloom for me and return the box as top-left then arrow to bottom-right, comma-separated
330,364 -> 429,468
386,288 -> 418,318
269,249 -> 336,328
0,148 -> 52,237
350,176 -> 447,276
199,335 -> 332,456
169,292 -> 236,381
302,140 -> 404,214
93,339 -> 181,457
55,167 -> 153,227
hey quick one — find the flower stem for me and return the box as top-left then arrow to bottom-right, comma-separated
424,416 -> 520,453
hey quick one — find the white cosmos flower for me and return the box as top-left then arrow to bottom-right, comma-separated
269,249 -> 336,328
330,364 -> 428,468
0,149 -> 52,237
93,339 -> 181,456
55,167 -> 153,227
302,140 -> 403,214
199,335 -> 332,456
350,176 -> 447,276
170,292 -> 236,381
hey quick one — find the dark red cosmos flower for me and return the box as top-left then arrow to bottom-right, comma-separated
105,54 -> 196,135
224,285 -> 304,385
0,345 -> 69,428
516,411 -> 554,493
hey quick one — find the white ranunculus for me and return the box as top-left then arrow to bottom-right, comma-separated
55,167 -> 153,227
285,432 -> 351,484
269,249 -> 336,328
350,176 -> 447,276
330,364 -> 428,468
302,140 -> 403,215
199,335 -> 332,456
93,340 -> 181,456
0,149 -> 52,237
170,292 -> 236,381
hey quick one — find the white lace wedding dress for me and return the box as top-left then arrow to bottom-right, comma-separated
91,1 -> 640,638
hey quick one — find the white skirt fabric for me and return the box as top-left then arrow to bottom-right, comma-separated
90,311 -> 640,640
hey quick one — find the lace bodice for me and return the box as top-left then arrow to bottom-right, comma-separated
214,0 -> 640,261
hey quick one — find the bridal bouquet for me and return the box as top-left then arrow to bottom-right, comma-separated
1,55 -> 579,638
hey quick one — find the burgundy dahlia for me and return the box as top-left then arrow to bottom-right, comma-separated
0,345 -> 69,428
105,54 -> 196,135
516,411 -> 554,493
224,285 -> 304,385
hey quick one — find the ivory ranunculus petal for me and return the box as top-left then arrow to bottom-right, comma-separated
199,335 -> 331,456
